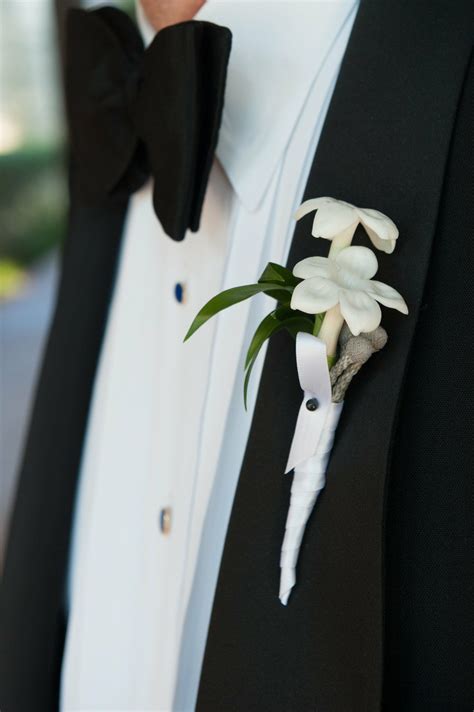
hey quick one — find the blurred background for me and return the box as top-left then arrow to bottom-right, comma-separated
0,0 -> 133,567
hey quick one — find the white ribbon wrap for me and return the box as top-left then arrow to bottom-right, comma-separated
279,333 -> 343,605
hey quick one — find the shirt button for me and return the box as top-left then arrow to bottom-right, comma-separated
174,282 -> 186,303
306,397 -> 319,411
159,507 -> 172,535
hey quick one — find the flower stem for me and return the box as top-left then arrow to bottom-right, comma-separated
312,313 -> 323,336
328,224 -> 358,258
318,305 -> 344,358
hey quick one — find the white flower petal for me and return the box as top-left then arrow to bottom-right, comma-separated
339,289 -> 382,335
357,207 -> 399,253
335,245 -> 378,279
291,277 -> 339,315
365,230 -> 397,254
293,256 -> 331,280
294,197 -> 334,221
311,201 -> 358,239
367,280 -> 409,313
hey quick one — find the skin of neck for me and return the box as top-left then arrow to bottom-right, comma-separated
140,0 -> 206,32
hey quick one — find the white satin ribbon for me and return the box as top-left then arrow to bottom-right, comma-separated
280,332 -> 344,605
285,332 -> 333,473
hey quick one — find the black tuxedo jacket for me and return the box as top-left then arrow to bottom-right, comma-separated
1,2 -> 473,711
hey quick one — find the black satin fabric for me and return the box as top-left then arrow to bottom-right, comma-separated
66,7 -> 231,241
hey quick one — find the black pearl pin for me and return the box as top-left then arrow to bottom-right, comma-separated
305,397 -> 319,412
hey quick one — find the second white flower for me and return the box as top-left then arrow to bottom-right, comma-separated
291,245 -> 408,335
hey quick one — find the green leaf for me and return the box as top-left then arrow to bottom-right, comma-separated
258,262 -> 300,287
263,288 -> 294,305
184,282 -> 293,341
284,317 -> 314,340
243,308 -> 314,408
244,306 -> 291,369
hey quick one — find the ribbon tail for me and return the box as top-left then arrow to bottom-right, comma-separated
279,402 -> 343,605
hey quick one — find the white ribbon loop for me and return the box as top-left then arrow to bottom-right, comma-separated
285,333 -> 332,473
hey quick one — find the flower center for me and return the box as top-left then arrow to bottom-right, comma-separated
333,263 -> 364,290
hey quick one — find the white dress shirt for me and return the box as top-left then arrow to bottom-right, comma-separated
61,2 -> 358,710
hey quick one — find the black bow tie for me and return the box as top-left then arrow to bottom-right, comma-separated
65,7 -> 231,241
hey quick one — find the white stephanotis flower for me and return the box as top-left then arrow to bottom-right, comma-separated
295,197 -> 399,254
291,245 -> 408,335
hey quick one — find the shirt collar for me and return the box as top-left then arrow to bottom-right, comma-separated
137,1 -> 357,211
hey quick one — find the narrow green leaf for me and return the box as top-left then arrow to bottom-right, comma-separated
243,361 -> 254,411
244,306 -> 292,369
184,282 -> 293,341
284,317 -> 314,340
264,288 -> 294,304
243,309 -> 315,408
258,262 -> 300,287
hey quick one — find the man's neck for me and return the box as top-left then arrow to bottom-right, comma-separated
139,0 -> 205,33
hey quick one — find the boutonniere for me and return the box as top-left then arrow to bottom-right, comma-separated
185,197 -> 408,605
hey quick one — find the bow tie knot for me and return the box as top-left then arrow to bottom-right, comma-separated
66,7 -> 231,241
91,62 -> 142,111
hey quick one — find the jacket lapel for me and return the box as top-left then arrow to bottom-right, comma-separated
197,2 -> 473,710
0,187 -> 128,711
